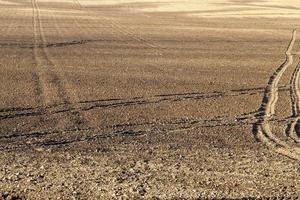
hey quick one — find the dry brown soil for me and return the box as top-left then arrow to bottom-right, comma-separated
0,0 -> 300,199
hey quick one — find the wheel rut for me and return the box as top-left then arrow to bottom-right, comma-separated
31,0 -> 86,129
72,1 -> 164,53
286,59 -> 300,143
1,109 -> 290,151
0,86 -> 288,121
253,30 -> 300,161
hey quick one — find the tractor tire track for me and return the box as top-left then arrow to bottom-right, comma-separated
31,0 -> 47,120
0,110 -> 267,150
31,0 -> 86,128
286,60 -> 300,143
0,86 -> 288,121
32,0 -> 68,105
107,18 -> 160,49
0,111 -> 293,151
253,30 -> 300,161
74,2 -> 163,52
47,6 -> 90,127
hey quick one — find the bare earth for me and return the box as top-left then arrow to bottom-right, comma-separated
0,0 -> 300,199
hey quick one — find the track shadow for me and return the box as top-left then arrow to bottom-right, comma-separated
0,86 -> 288,121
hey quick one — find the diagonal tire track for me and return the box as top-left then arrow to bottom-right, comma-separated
73,1 -> 164,52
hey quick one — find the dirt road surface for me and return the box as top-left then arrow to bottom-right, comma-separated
0,0 -> 300,199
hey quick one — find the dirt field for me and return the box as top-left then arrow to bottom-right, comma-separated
1,0 -> 300,199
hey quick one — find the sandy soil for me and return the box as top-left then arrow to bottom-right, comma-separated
0,0 -> 300,199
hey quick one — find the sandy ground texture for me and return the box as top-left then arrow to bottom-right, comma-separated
0,0 -> 300,199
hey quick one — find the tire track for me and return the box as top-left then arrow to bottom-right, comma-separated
286,60 -> 300,143
253,30 -> 300,160
0,128 -> 145,151
0,110 -> 267,150
107,18 -> 161,49
31,0 -> 47,121
32,0 -> 68,105
0,86 -> 288,121
0,39 -> 101,49
72,1 -> 109,43
0,110 -> 293,151
73,1 -> 163,52
46,5 -> 91,127
31,0 -> 86,128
